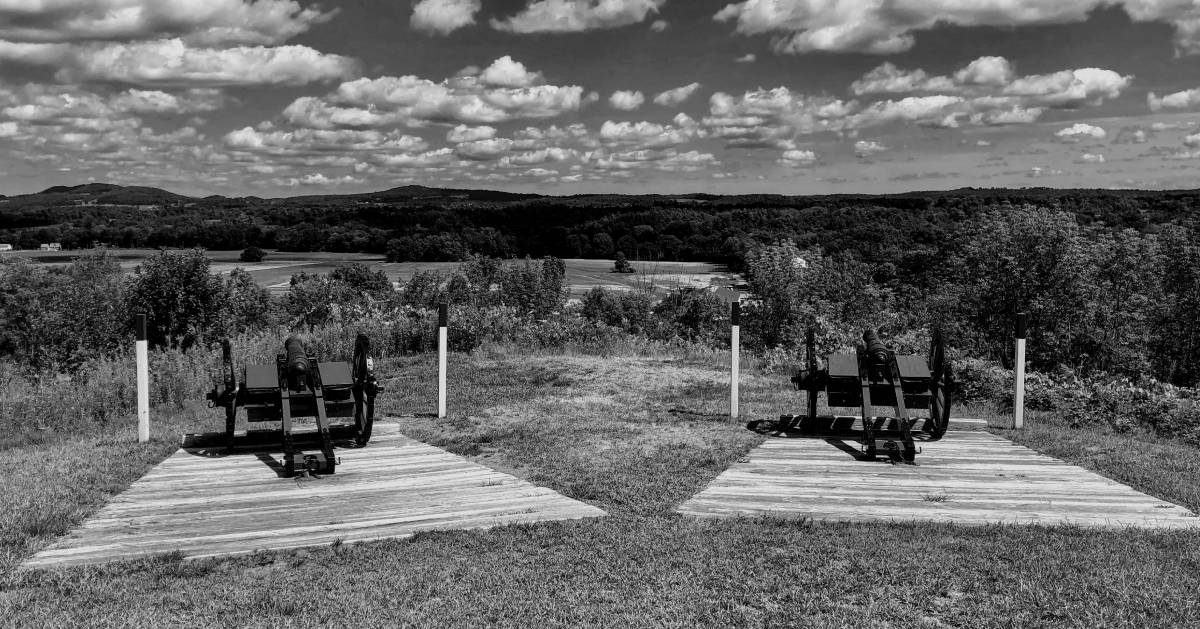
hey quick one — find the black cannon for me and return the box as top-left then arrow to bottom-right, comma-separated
207,334 -> 381,477
771,328 -> 952,464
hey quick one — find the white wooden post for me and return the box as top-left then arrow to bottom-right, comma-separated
730,301 -> 740,419
438,303 -> 447,419
1014,312 -> 1028,429
135,313 -> 150,443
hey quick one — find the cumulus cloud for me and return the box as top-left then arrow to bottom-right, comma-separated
0,82 -> 228,169
735,53 -> 756,63
702,57 -> 1126,152
609,90 -> 645,111
275,173 -> 363,187
478,56 -> 542,88
373,148 -> 456,168
713,1 -> 1200,56
1055,123 -> 1107,142
848,95 -> 965,128
584,147 -> 717,172
109,88 -> 224,113
650,19 -> 669,32
1003,67 -> 1130,107
1077,152 -> 1106,163
499,147 -> 578,167
778,148 -> 817,166
0,38 -> 359,86
0,0 -> 333,46
840,57 -> 1130,129
954,56 -> 1016,86
1185,132 -> 1200,147
850,57 -> 1129,110
282,58 -> 586,130
599,119 -> 702,149
492,0 -> 667,34
412,0 -> 481,35
653,82 -> 702,106
455,137 -> 515,160
850,62 -> 955,95
446,124 -> 498,144
1149,87 -> 1200,111
853,140 -> 888,156
223,126 -> 428,155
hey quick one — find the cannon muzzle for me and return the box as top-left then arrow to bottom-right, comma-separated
863,329 -> 890,365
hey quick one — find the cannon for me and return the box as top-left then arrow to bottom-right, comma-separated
769,328 -> 952,464
206,334 -> 382,477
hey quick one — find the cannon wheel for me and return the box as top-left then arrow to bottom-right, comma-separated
352,334 -> 374,447
925,330 -> 951,440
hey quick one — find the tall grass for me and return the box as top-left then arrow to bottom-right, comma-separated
0,305 -> 726,448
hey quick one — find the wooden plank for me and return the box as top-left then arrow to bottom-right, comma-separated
678,430 -> 1200,529
23,422 -> 605,569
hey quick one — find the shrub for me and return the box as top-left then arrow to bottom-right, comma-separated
951,357 -> 1012,406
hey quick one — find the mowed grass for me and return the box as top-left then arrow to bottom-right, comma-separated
4,348 -> 1200,628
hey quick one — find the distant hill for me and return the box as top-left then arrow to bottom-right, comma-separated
33,183 -> 191,206
13,181 -> 1200,208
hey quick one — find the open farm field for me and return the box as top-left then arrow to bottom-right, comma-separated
12,249 -> 736,296
5,347 -> 1200,628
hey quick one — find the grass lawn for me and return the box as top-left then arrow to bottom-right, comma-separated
3,348 -> 1199,628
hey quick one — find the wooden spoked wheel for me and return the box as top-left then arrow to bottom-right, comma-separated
925,329 -> 951,440
352,333 -> 374,447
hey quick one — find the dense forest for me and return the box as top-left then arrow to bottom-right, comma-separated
2,183 -> 1198,269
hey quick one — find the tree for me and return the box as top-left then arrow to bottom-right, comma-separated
1152,224 -> 1200,384
125,248 -> 228,348
612,251 -> 635,274
741,240 -> 891,352
330,263 -> 393,296
949,207 -> 1094,369
239,246 -> 266,263
224,268 -> 274,333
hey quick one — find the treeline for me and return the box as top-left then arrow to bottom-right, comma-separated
4,188 -> 1200,268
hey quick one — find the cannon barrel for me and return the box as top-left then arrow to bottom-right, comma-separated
862,329 -> 890,365
284,336 -> 311,390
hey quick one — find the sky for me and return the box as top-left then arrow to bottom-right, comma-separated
1,1 -> 1200,198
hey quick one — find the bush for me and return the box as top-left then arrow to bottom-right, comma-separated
951,357 -> 1012,406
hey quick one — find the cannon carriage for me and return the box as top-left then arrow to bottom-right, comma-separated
771,328 -> 952,464
206,334 -> 382,477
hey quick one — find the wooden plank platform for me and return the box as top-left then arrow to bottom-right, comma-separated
678,430 -> 1200,528
24,422 -> 606,569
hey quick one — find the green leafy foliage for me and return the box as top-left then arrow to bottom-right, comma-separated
124,249 -> 227,348
612,251 -> 635,273
238,246 -> 265,263
740,239 -> 893,353
0,250 -> 126,369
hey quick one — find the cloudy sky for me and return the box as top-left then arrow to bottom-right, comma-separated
1,0 -> 1200,197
